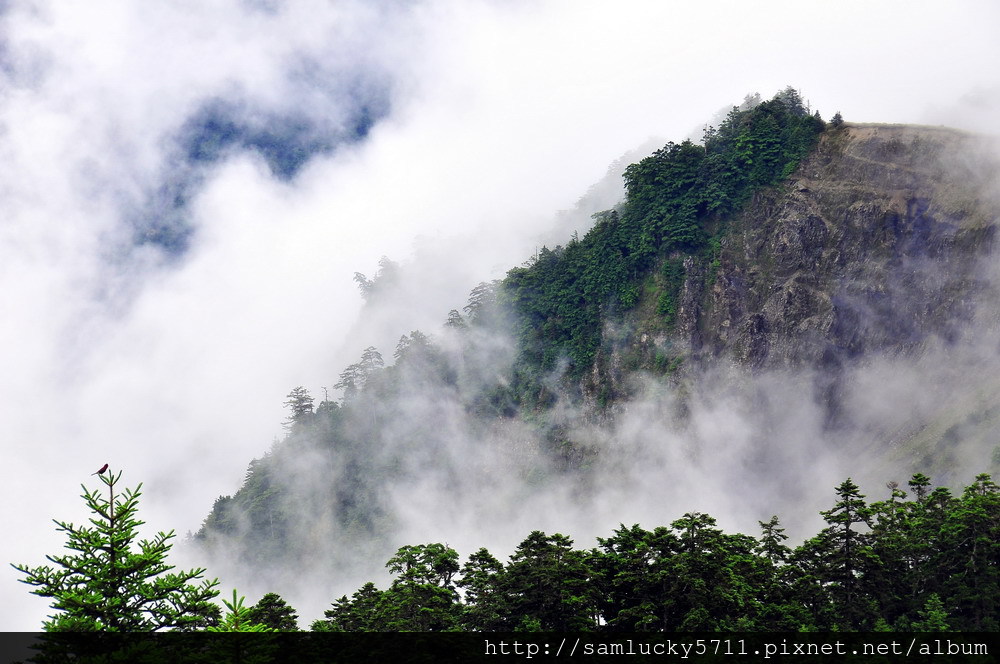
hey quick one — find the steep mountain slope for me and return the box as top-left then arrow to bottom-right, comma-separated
193,106 -> 1000,602
688,123 -> 996,368
593,125 -> 999,411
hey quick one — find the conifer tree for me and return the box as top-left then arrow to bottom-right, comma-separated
818,478 -> 877,629
282,386 -> 315,430
757,515 -> 791,564
379,543 -> 461,631
941,474 -> 1000,630
312,582 -> 386,632
204,590 -> 279,664
590,524 -> 654,631
503,531 -> 597,631
12,470 -> 220,631
247,592 -> 300,631
865,481 -> 911,625
910,593 -> 950,632
208,589 -> 274,632
458,548 -> 507,631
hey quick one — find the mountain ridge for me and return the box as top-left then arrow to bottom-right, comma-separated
193,104 -> 1000,607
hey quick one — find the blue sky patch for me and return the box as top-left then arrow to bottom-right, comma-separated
130,92 -> 388,257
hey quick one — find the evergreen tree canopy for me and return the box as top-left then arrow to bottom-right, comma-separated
282,386 -> 315,430
500,87 -> 825,384
208,589 -> 275,632
308,472 -> 1000,633
247,592 -> 300,631
12,470 -> 220,631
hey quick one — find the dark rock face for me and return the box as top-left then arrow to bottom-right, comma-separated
578,124 -> 1000,430
681,125 -> 999,375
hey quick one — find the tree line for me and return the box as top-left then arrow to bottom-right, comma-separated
310,473 -> 998,632
501,87 -> 826,387
17,468 -> 998,632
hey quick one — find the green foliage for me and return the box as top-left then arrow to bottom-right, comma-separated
312,582 -> 386,632
457,548 -> 506,631
312,545 -> 462,632
282,386 -> 314,431
202,590 -> 280,664
12,470 -> 220,631
502,531 -> 598,631
656,257 -> 685,324
463,281 -> 501,326
379,543 -> 462,631
911,593 -> 950,631
590,523 -> 677,631
247,592 -> 299,631
313,472 -> 1000,632
501,88 -> 825,382
941,473 -> 1000,630
208,589 -> 275,632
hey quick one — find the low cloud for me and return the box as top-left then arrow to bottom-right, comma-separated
3,0 -> 1000,629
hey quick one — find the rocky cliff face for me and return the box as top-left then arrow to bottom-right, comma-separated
670,124 -> 999,374
594,123 -> 1000,442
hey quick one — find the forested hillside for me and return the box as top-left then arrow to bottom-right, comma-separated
193,89 -> 1000,631
196,89 -> 825,558
503,90 -> 822,384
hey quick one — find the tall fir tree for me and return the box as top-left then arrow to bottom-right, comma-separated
817,478 -> 878,629
12,470 -> 220,631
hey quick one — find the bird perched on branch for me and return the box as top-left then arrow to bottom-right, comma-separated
92,463 -> 109,476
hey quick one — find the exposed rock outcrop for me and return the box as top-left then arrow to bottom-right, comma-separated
683,124 -> 999,372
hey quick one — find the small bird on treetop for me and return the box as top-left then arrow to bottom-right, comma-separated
92,463 -> 109,475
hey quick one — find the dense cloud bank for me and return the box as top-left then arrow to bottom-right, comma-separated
3,0 -> 1000,630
